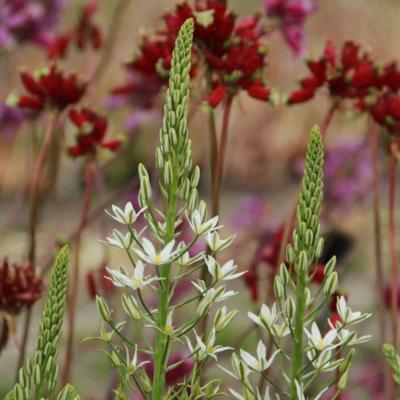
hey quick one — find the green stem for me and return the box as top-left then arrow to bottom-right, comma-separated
290,269 -> 307,399
152,162 -> 179,399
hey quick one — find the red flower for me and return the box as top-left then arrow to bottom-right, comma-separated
0,259 -> 44,315
288,40 -> 379,105
46,33 -> 72,60
207,85 -> 227,107
68,108 -> 120,157
74,0 -> 102,50
288,87 -> 315,104
113,1 -> 271,111
247,83 -> 271,101
10,65 -> 86,114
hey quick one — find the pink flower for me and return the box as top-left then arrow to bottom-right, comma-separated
263,0 -> 318,55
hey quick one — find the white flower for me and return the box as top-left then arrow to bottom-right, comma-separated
188,210 -> 220,235
106,260 -> 159,290
248,303 -> 278,328
305,322 -> 337,351
104,229 -> 131,249
206,231 -> 235,252
127,345 -> 150,374
106,203 -> 146,225
196,285 -> 237,317
134,238 -> 176,265
337,296 -> 371,325
248,304 -> 289,338
205,256 -> 245,281
187,329 -> 232,361
240,340 -> 280,372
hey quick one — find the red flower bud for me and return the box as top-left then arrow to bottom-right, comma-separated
288,88 -> 315,104
207,85 -> 227,108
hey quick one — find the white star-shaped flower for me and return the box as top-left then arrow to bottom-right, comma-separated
104,229 -> 132,249
240,340 -> 280,372
305,322 -> 337,351
106,260 -> 159,290
134,238 -> 176,265
205,256 -> 245,281
188,210 -> 220,235
187,329 -> 232,361
106,202 -> 146,225
336,296 -> 371,325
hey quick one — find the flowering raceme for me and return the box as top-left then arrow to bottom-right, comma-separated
8,64 -> 87,114
67,108 -> 120,157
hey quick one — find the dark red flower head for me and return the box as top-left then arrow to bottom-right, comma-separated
68,108 -> 121,157
288,40 -> 379,105
9,65 -> 87,114
0,259 -> 44,315
113,1 -> 272,111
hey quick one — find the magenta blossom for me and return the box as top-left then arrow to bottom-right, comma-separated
263,0 -> 318,55
0,0 -> 67,49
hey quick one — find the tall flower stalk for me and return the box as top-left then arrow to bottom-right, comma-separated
224,126 -> 371,399
96,18 -> 239,399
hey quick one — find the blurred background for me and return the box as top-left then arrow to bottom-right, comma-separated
0,0 -> 399,398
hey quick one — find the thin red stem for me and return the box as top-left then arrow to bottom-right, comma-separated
63,159 -> 95,384
16,112 -> 60,377
321,101 -> 339,137
212,95 -> 233,216
389,155 -> 398,351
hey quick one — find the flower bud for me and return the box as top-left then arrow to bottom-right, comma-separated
285,244 -> 295,264
190,166 -> 200,188
163,161 -> 173,185
274,275 -> 284,299
324,256 -> 337,276
96,295 -> 112,322
324,271 -> 338,296
33,364 -> 41,385
285,297 -> 295,319
214,306 -> 238,332
296,250 -> 308,274
188,188 -> 198,213
305,229 -> 313,247
315,237 -> 324,259
279,263 -> 290,286
122,294 -> 141,321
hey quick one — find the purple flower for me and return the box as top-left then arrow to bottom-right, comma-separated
263,0 -> 318,55
0,0 -> 67,49
0,102 -> 25,139
323,138 -> 372,210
